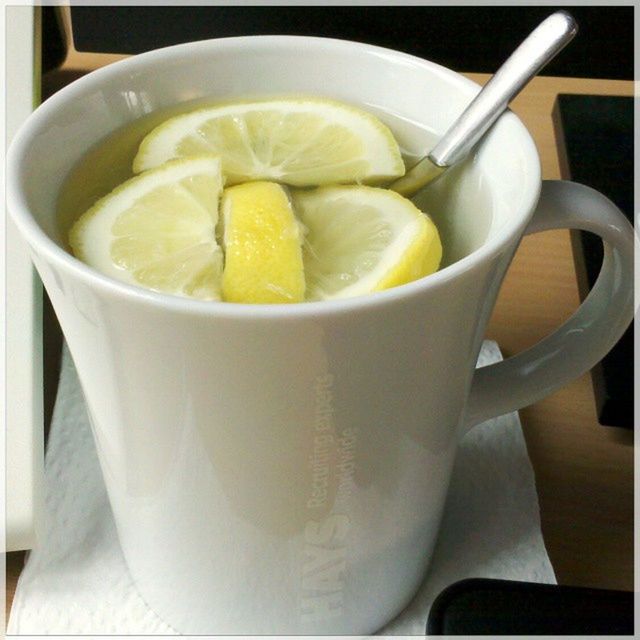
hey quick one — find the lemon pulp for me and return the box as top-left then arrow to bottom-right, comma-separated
221,181 -> 305,304
291,185 -> 442,301
133,97 -> 405,187
69,156 -> 224,300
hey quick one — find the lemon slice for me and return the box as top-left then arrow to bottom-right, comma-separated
291,185 -> 442,301
69,156 -> 224,300
133,97 -> 405,187
221,181 -> 305,304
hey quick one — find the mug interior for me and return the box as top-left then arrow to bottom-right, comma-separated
11,36 -> 540,280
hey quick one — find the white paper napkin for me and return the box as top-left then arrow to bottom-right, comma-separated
8,340 -> 555,635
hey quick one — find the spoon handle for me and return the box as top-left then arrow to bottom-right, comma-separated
429,11 -> 577,169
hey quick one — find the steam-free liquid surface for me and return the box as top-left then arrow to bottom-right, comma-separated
57,96 -> 494,269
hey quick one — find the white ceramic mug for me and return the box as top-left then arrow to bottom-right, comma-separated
7,36 -> 634,634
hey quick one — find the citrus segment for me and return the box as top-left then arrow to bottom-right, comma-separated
69,156 -> 224,300
133,97 -> 405,187
221,181 -> 305,304
291,185 -> 442,301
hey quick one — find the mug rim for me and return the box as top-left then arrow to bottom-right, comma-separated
6,34 -> 542,319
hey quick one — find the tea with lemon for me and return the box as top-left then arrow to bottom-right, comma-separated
59,96 -> 493,303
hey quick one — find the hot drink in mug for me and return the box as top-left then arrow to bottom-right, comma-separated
7,36 -> 633,634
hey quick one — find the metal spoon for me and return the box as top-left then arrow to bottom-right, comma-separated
390,11 -> 578,197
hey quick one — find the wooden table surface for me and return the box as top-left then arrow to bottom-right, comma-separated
6,58 -> 634,623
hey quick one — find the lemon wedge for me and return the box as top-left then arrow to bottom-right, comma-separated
291,185 -> 442,301
133,97 -> 405,187
221,181 -> 305,304
69,156 -> 224,300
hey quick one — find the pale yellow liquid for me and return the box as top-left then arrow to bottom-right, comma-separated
57,97 -> 494,269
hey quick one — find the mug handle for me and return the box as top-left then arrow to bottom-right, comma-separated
463,180 -> 635,430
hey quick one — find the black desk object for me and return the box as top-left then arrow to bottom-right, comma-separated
553,94 -> 633,429
67,6 -> 633,80
427,578 -> 634,635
